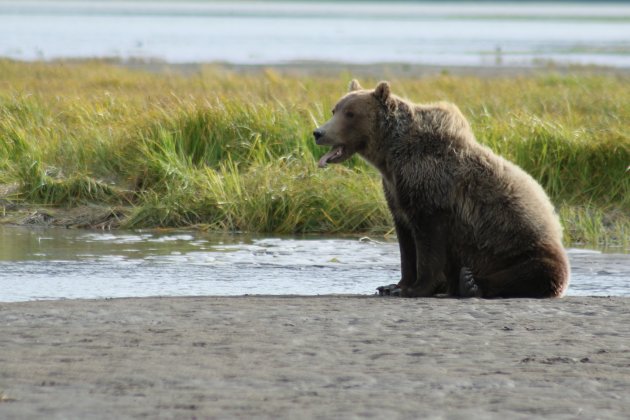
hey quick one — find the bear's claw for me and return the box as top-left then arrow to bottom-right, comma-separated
376,284 -> 402,297
459,267 -> 482,298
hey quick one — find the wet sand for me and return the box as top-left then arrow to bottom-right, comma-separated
1,296 -> 629,419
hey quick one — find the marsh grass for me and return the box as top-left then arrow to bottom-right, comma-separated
0,60 -> 628,247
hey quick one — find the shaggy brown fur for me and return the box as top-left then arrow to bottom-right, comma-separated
314,80 -> 570,298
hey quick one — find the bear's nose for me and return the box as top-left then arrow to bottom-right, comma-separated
313,129 -> 324,141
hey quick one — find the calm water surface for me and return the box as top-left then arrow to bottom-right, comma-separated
0,1 -> 629,67
0,226 -> 628,302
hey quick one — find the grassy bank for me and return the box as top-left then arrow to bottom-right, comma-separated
0,60 -> 628,247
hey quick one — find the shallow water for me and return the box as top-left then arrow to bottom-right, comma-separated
1,1 -> 629,67
0,225 -> 628,302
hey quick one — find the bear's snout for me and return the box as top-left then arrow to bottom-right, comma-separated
313,128 -> 325,144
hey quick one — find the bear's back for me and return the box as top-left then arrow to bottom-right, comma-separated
387,98 -> 564,256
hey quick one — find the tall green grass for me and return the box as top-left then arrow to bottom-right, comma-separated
0,60 -> 628,247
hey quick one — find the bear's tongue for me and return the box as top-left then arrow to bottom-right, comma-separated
318,146 -> 344,168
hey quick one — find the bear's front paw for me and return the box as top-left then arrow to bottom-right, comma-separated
376,284 -> 402,297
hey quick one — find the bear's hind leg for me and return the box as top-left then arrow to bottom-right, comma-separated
458,248 -> 569,298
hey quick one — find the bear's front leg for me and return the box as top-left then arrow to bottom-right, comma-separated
404,213 -> 449,297
376,216 -> 416,297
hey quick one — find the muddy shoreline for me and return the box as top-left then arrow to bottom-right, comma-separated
1,295 -> 628,419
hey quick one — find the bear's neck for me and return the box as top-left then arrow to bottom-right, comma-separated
358,142 -> 390,180
358,101 -> 413,181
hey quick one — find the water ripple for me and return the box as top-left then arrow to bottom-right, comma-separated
0,226 -> 628,301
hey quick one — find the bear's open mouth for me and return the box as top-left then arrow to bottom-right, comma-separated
318,146 -> 345,168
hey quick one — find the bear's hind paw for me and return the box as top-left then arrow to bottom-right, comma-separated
459,267 -> 482,298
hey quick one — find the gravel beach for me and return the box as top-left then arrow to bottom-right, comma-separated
1,295 -> 629,419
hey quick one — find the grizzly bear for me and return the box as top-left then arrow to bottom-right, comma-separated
313,80 -> 570,298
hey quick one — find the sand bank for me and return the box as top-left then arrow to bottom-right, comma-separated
1,296 -> 628,419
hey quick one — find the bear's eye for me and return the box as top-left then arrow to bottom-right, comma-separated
345,111 -> 355,118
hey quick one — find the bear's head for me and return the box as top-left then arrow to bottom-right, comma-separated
314,80 -> 392,168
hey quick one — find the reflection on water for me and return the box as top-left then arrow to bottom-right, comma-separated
0,225 -> 628,302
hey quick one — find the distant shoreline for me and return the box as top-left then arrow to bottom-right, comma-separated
107,58 -> 630,78
8,57 -> 630,78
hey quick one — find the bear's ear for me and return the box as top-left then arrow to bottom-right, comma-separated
373,81 -> 391,103
348,79 -> 362,92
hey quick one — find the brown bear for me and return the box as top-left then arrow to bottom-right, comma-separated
313,80 -> 570,298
